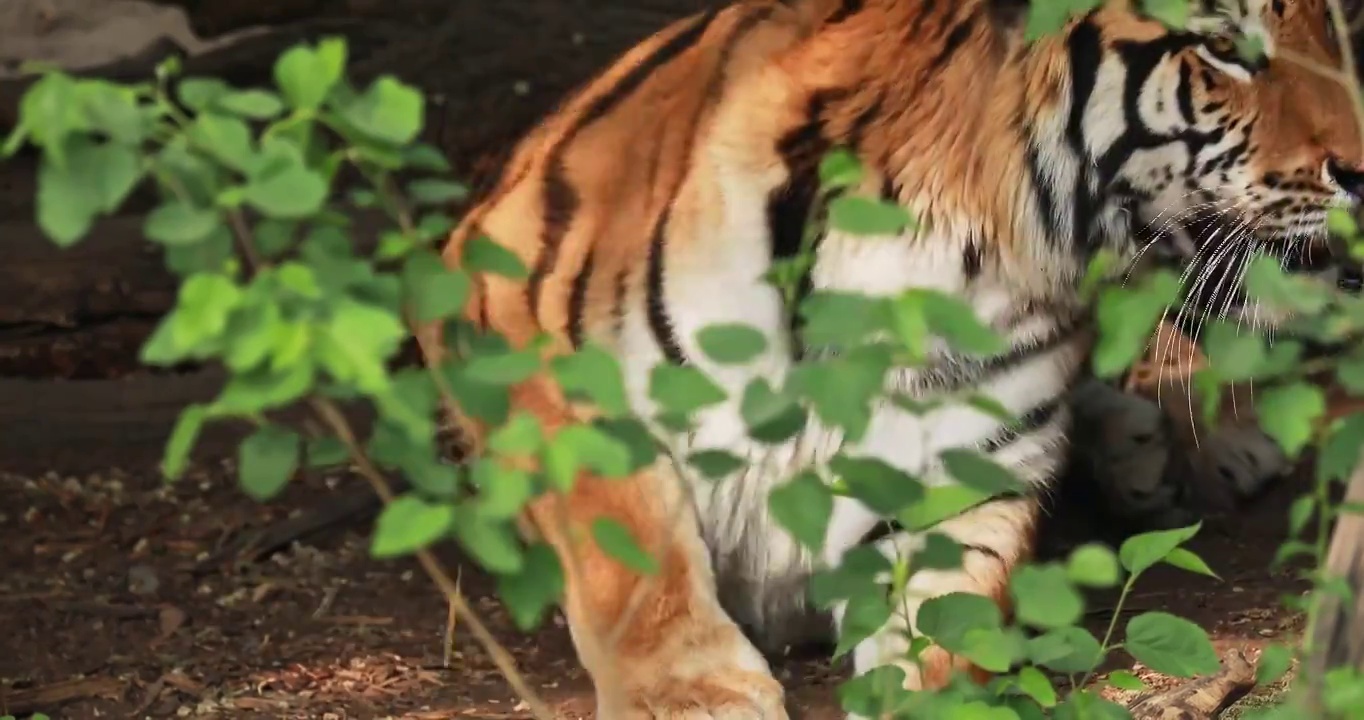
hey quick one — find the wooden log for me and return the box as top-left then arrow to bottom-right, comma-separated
1123,649 -> 1257,720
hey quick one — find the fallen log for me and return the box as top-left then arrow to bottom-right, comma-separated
1122,650 -> 1257,720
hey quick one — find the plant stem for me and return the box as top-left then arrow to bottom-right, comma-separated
309,398 -> 556,720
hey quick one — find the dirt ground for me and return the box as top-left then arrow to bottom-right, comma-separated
0,1 -> 1321,718
0,371 -> 1315,720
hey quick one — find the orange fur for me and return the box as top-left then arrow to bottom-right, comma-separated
413,1 -> 1364,716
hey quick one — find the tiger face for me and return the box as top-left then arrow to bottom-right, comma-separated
1097,0 -> 1363,324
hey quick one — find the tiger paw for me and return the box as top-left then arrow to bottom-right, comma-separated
1194,423 -> 1292,504
594,626 -> 788,720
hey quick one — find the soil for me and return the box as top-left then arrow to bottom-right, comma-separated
0,1 -> 1321,718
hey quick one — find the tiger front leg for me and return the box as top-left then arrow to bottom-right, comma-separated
508,381 -> 788,720
833,496 -> 1040,717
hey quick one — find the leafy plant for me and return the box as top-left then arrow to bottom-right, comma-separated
7,0 -> 1364,718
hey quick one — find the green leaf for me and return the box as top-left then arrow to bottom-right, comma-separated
1287,495 -> 1316,537
696,323 -> 768,364
686,449 -> 745,480
898,484 -> 998,531
337,75 -> 424,145
1235,33 -> 1266,64
402,252 -> 470,322
187,112 -> 254,171
819,148 -> 864,189
216,89 -> 285,119
550,343 -> 630,416
940,449 -> 1023,494
833,585 -> 894,658
1010,563 -> 1084,629
452,507 -> 523,573
1142,0 -> 1190,28
212,363 -> 315,417
1244,255 -> 1331,316
917,592 -> 1003,650
768,470 -> 833,551
828,195 -> 914,236
1201,321 -> 1265,382
161,404 -> 208,480
1318,413 -> 1364,485
543,424 -> 635,486
487,412 -> 544,457
739,378 -> 806,443
1025,0 -> 1100,41
464,348 -> 541,386
829,454 -> 924,514
1162,547 -> 1219,579
912,532 -> 965,571
1066,543 -> 1123,588
496,543 -> 564,630
407,178 -> 468,205
274,41 -> 345,110
914,290 -> 1008,356
238,425 -> 301,501
787,348 -> 891,440
1328,206 -> 1359,240
1119,522 -> 1201,577
244,159 -> 328,219
1124,611 -> 1221,678
649,364 -> 727,416
959,627 -> 1026,673
462,235 -> 529,279
1026,626 -> 1104,673
798,291 -> 892,349
1107,670 -> 1147,692
1336,357 -> 1364,394
591,518 -> 658,574
306,436 -> 348,467
1015,666 -> 1058,708
370,494 -> 455,558
1256,382 -> 1325,458
170,272 -> 243,352
144,201 -> 220,245
1255,643 -> 1294,686
36,138 -> 141,246
1092,270 -> 1180,378
810,545 -> 892,608
316,298 -> 407,394
1053,691 -> 1130,720
470,460 -> 534,519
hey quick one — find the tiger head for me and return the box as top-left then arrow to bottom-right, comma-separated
1078,0 -> 1364,326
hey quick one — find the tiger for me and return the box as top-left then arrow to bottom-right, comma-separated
414,0 -> 1364,717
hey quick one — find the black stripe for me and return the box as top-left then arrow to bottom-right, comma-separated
1025,141 -> 1060,242
857,521 -> 1010,565
767,89 -> 849,357
567,249 -> 594,348
961,543 -> 1005,562
526,10 -> 720,321
826,0 -> 865,24
926,9 -> 979,74
1065,17 -> 1103,256
910,320 -> 1083,395
979,397 -> 1063,453
1175,58 -> 1195,125
641,8 -> 770,365
646,208 -> 687,364
962,235 -> 984,279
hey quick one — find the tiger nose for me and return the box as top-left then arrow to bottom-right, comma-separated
1328,158 -> 1364,199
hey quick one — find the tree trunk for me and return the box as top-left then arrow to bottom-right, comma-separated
1305,455 -> 1364,715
